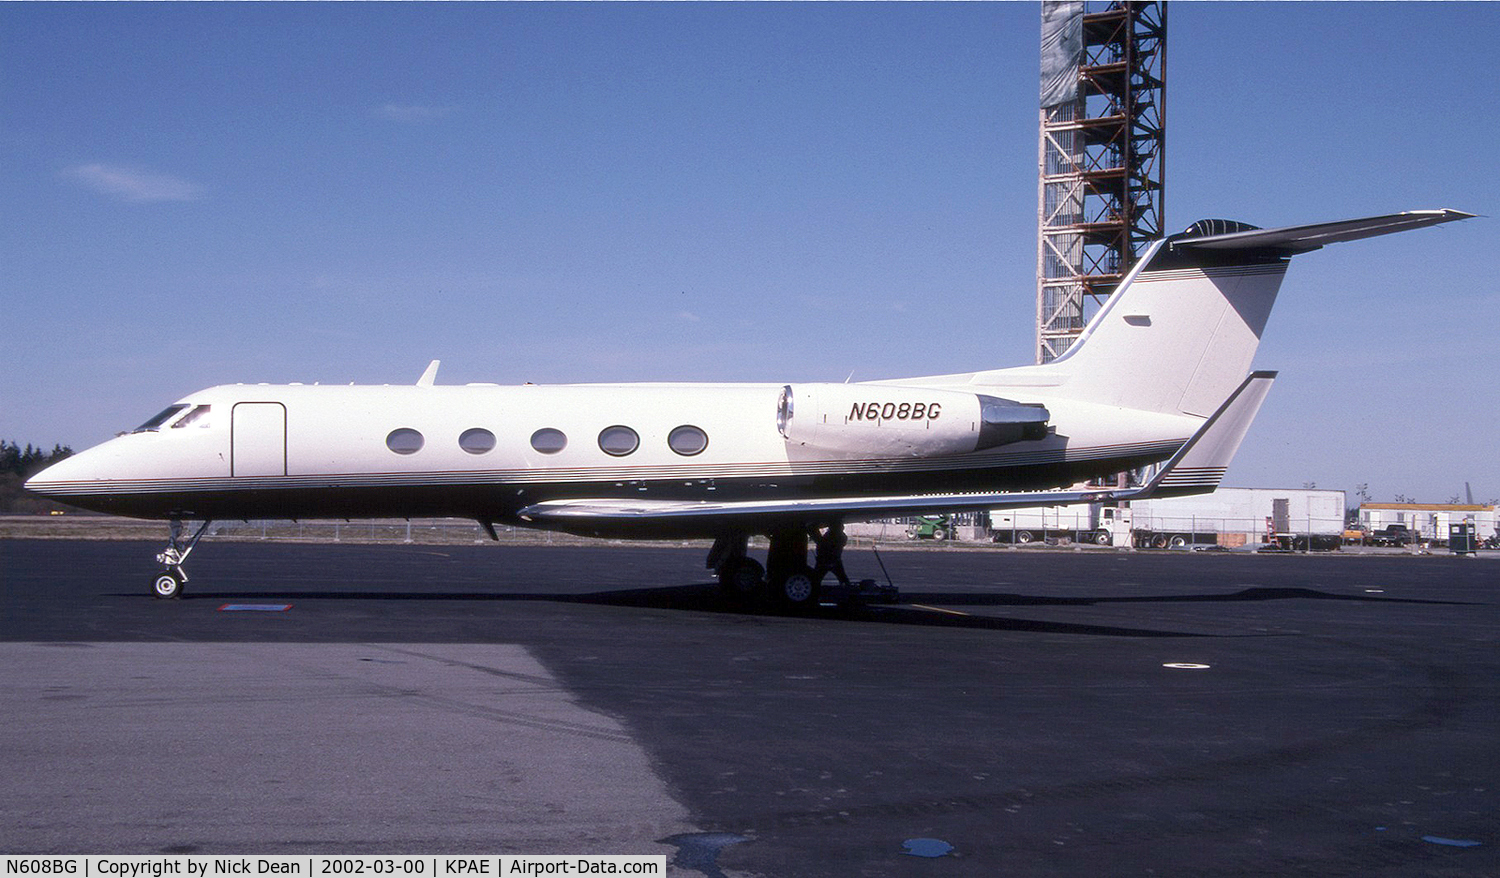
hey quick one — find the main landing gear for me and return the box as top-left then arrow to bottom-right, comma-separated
764,527 -> 819,609
708,526 -> 894,611
153,519 -> 212,599
708,531 -> 816,606
708,529 -> 817,609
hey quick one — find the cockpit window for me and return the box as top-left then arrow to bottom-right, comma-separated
133,404 -> 190,433
171,405 -> 212,429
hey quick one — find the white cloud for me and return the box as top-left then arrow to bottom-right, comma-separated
675,311 -> 701,322
63,163 -> 204,203
373,103 -> 457,123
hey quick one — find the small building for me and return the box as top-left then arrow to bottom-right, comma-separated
1359,503 -> 1497,545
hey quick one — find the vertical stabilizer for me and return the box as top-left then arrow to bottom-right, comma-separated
1024,210 -> 1472,417
1046,244 -> 1287,416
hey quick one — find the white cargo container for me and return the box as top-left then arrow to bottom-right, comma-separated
1128,487 -> 1346,550
1359,503 -> 1497,545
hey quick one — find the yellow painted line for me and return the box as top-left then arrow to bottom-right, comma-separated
910,603 -> 972,617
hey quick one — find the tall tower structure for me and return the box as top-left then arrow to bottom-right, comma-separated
1037,1 -> 1166,364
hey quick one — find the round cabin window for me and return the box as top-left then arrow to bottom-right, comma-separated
386,428 -> 424,455
530,428 -> 567,455
598,425 -> 640,457
458,428 -> 496,455
667,425 -> 708,456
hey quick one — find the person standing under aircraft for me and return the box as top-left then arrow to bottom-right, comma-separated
812,523 -> 852,588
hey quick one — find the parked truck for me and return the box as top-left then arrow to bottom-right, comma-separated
1365,524 -> 1413,547
989,503 -> 1132,545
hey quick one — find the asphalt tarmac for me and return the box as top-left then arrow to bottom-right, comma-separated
2,538 -> 1496,877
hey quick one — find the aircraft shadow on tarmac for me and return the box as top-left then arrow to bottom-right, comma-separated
135,583 -> 1472,640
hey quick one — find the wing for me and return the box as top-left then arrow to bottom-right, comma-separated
511,373 -> 1277,538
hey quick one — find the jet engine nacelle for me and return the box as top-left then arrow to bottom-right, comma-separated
777,384 -> 1048,458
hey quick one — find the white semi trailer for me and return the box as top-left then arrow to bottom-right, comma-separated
990,488 -> 1347,550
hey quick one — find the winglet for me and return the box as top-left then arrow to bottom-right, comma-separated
1131,371 -> 1277,499
417,360 -> 441,387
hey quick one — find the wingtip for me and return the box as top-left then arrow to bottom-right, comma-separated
1414,208 -> 1478,221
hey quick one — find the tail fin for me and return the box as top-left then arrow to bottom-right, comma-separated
1036,209 -> 1472,417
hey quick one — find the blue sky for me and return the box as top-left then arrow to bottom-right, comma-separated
3,3 -> 1495,504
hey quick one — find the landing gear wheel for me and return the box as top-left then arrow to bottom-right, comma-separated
775,566 -> 819,609
153,570 -> 184,600
719,557 -> 765,599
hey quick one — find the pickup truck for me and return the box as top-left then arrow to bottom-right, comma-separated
1367,524 -> 1413,547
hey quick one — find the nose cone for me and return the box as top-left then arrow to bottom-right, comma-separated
21,443 -> 138,514
23,453 -> 89,498
24,461 -> 62,496
21,436 -> 197,518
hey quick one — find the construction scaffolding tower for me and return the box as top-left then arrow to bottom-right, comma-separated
1037,1 -> 1165,364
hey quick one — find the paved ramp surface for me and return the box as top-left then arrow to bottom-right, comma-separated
2,642 -> 699,856
2,539 -> 1498,877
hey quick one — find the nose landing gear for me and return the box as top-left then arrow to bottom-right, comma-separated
153,519 -> 212,599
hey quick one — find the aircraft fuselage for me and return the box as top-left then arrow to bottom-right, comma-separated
31,381 -> 1194,534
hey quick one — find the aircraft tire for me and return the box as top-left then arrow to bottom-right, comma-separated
719,558 -> 765,599
775,566 -> 819,609
153,571 -> 184,600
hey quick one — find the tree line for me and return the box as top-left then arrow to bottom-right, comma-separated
1,440 -> 75,513
2,441 -> 73,476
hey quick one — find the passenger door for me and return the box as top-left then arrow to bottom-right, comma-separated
232,402 -> 287,477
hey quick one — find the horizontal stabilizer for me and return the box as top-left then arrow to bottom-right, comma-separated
1171,209 -> 1473,255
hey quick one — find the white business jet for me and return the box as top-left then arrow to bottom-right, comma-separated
27,209 -> 1472,603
